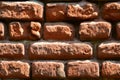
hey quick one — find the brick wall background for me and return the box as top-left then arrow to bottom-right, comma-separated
0,0 -> 119,80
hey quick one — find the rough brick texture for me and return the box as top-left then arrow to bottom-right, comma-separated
46,3 -> 67,22
67,2 -> 98,20
102,2 -> 120,21
102,61 -> 120,78
32,61 -> 65,78
0,22 -> 4,39
0,2 -> 43,21
0,43 -> 24,59
79,21 -> 111,40
98,42 -> 120,59
9,22 -> 41,40
0,0 -> 120,79
116,23 -> 120,39
0,61 -> 30,78
44,23 -> 74,40
29,42 -> 92,59
67,61 -> 99,78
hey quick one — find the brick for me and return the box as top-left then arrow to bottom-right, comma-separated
32,61 -> 65,78
43,23 -> 74,40
9,22 -> 41,40
0,2 -> 43,21
102,2 -> 120,21
67,2 -> 98,20
29,42 -> 92,59
0,43 -> 24,59
0,22 -> 4,39
0,61 -> 30,78
67,61 -> 99,78
116,23 -> 120,39
98,42 -> 120,59
46,3 -> 67,22
79,21 -> 111,40
102,61 -> 120,78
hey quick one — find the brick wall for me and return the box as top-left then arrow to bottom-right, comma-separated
0,0 -> 119,79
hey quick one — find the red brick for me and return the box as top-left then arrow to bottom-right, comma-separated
0,61 -> 30,78
0,43 -> 24,59
67,2 -> 98,20
79,21 -> 111,40
102,2 -> 120,21
43,23 -> 74,40
102,61 -> 120,78
46,3 -> 67,21
0,22 -> 4,39
0,2 -> 43,21
67,61 -> 99,78
29,42 -> 92,59
116,23 -> 120,39
98,42 -> 120,59
9,22 -> 41,40
32,61 -> 65,78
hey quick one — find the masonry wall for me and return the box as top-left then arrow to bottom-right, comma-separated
0,0 -> 119,79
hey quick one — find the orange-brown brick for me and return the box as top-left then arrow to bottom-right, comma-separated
9,22 -> 41,40
29,42 -> 92,59
0,43 -> 24,59
67,61 -> 99,78
116,23 -> 120,39
102,61 -> 120,78
0,2 -> 43,21
102,2 -> 120,21
67,2 -> 98,20
79,21 -> 111,40
43,23 -> 74,40
0,61 -> 30,78
0,22 -> 4,39
46,3 -> 67,22
32,61 -> 65,78
98,42 -> 120,59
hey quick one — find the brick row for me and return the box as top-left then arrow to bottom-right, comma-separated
0,21 -> 112,41
0,1 -> 120,22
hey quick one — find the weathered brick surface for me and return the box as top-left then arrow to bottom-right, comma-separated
44,23 -> 74,40
102,2 -> 120,21
0,22 -> 4,39
0,2 -> 43,20
29,42 -> 92,59
67,61 -> 99,78
67,2 -> 98,20
0,43 -> 24,59
9,22 -> 41,40
116,23 -> 120,39
46,3 -> 67,22
102,61 -> 120,78
98,42 -> 120,59
0,61 -> 30,78
32,61 -> 65,78
79,21 -> 111,40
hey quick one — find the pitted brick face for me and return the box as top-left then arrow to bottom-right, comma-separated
0,2 -> 43,20
44,23 -> 74,40
32,62 -> 65,78
29,42 -> 92,59
0,61 -> 30,78
67,61 -> 99,78
0,22 -> 4,39
79,21 -> 111,40
67,2 -> 98,20
9,22 -> 41,40
46,3 -> 67,21
102,2 -> 120,21
102,61 -> 120,78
